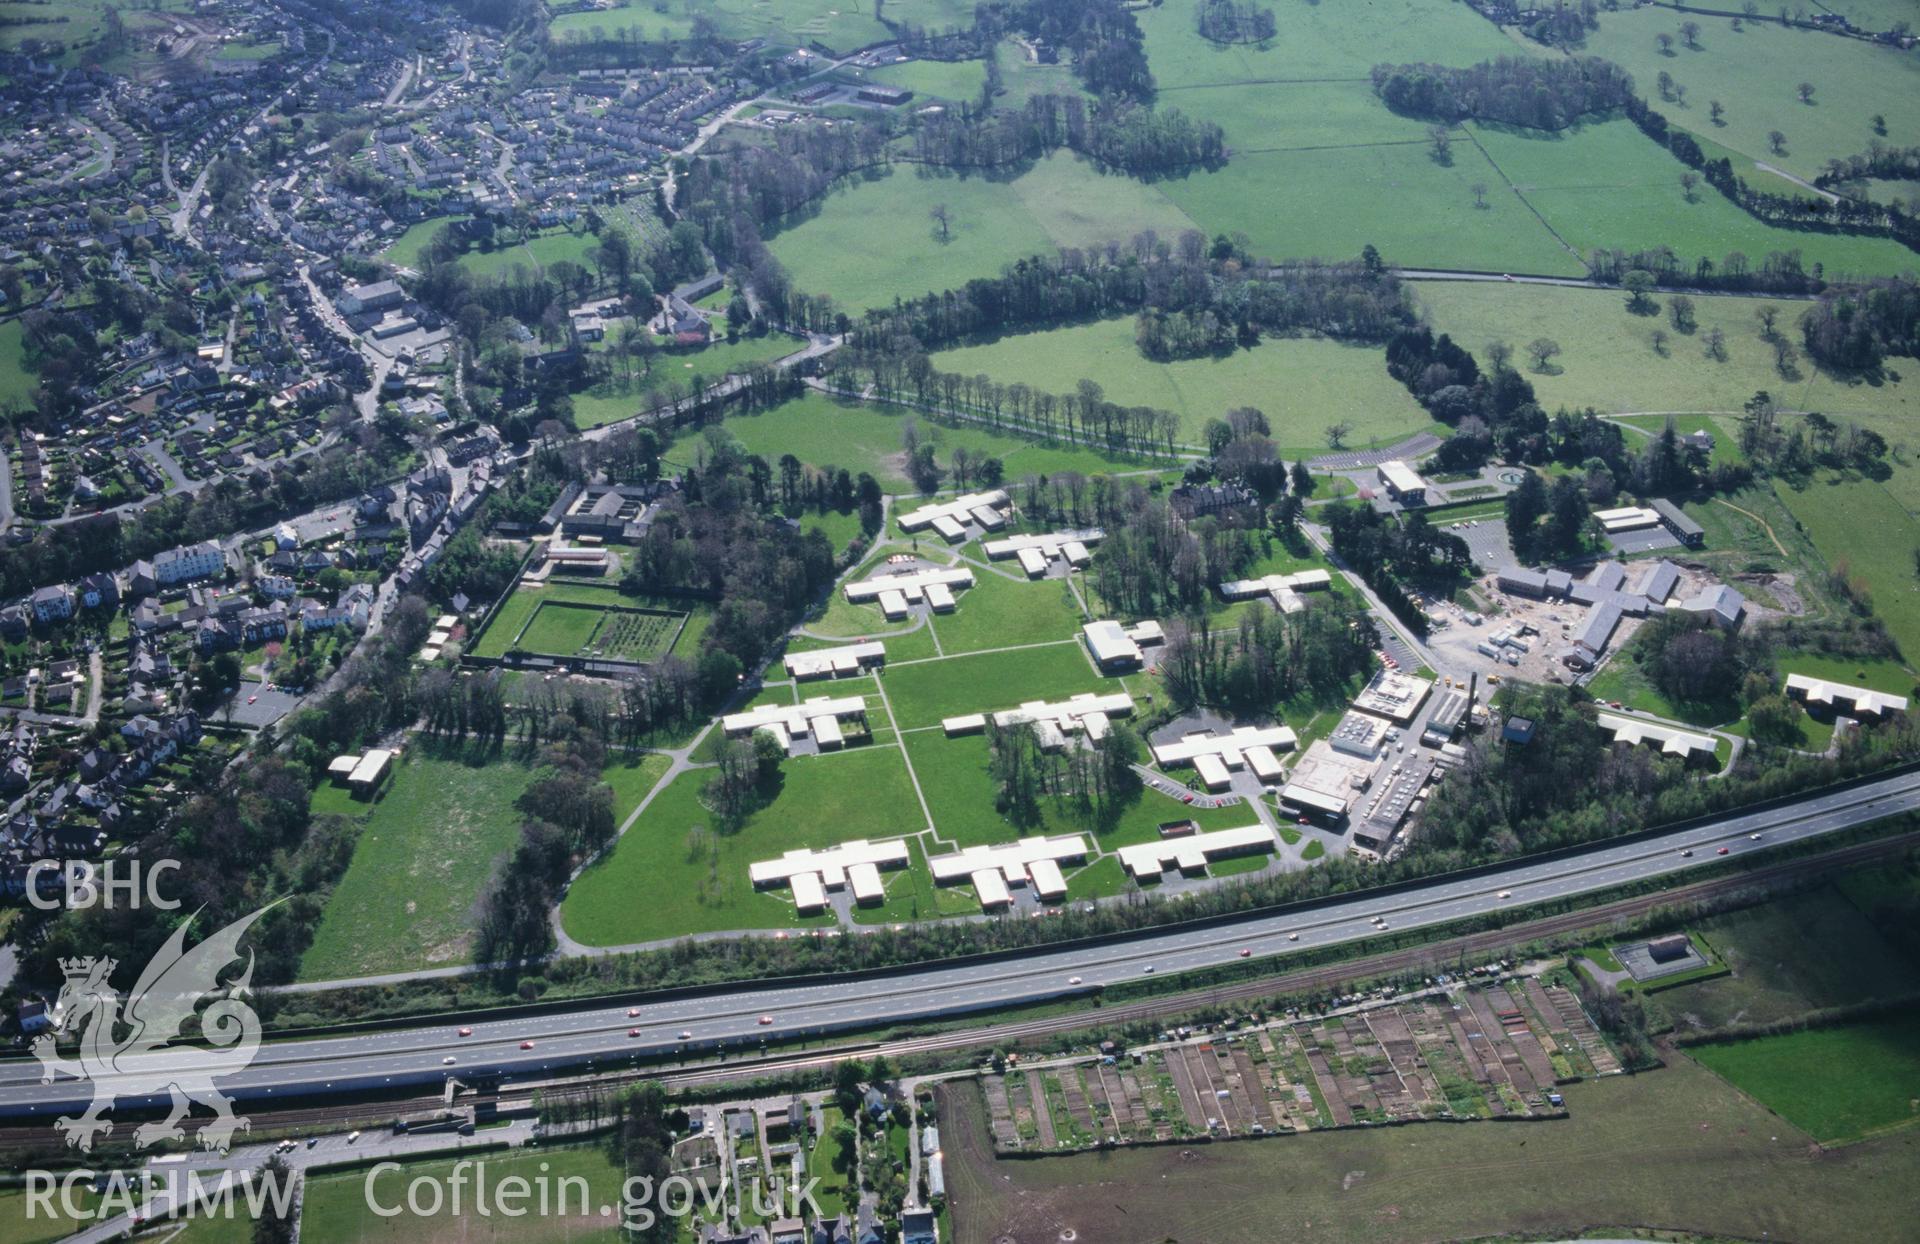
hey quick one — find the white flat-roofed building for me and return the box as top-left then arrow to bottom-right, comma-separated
845,566 -> 974,614
983,529 -> 1104,576
1150,724 -> 1299,789
1376,460 -> 1428,503
898,490 -> 1010,538
1218,568 -> 1333,614
1082,620 -> 1140,671
347,748 -> 394,790
1280,782 -> 1348,819
1594,505 -> 1662,532
990,692 -> 1134,749
927,834 -> 1088,909
942,712 -> 988,735
1598,712 -> 1717,763
1352,670 -> 1432,723
1328,711 -> 1390,758
1116,825 -> 1276,880
785,641 -> 886,681
723,695 -> 869,755
749,838 -> 911,911
1785,674 -> 1909,720
327,754 -> 359,784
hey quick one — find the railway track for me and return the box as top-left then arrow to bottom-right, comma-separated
6,829 -> 1906,1156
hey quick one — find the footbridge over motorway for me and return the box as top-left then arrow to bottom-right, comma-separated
4,768 -> 1918,1120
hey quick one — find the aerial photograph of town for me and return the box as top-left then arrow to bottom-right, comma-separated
0,0 -> 1918,1240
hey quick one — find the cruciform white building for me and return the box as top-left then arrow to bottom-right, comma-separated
784,641 -> 886,681
927,834 -> 1089,909
1150,724 -> 1297,791
1115,824 -> 1277,881
722,694 -> 870,754
944,692 -> 1135,750
983,529 -> 1103,577
1218,568 -> 1333,614
898,490 -> 1010,541
749,838 -> 912,912
844,566 -> 974,619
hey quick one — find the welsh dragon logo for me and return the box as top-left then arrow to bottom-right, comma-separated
32,905 -> 272,1153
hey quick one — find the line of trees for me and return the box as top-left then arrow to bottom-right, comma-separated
1157,599 -> 1379,716
907,92 -> 1226,177
1324,503 -> 1470,634
1195,0 -> 1276,44
1370,56 -> 1634,130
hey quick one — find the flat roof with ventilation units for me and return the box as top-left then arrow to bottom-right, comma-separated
784,641 -> 886,681
844,567 -> 974,612
1597,712 -> 1718,763
928,834 -> 1089,909
1329,711 -> 1390,758
897,490 -> 1010,536
749,838 -> 912,912
1785,674 -> 1910,720
1352,671 -> 1433,723
1116,825 -> 1276,880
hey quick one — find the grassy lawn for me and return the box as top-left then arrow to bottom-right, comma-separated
0,1187 -> 101,1244
297,749 -> 535,981
516,601 -> 684,661
455,228 -> 598,281
931,320 -> 1444,451
769,153 -> 1197,310
1646,883 -> 1920,1035
1415,280 -> 1917,420
1770,472 -> 1920,660
855,56 -> 987,101
882,641 -> 1107,731
667,392 -> 1159,491
904,727 -> 1258,855
1693,1010 -> 1920,1144
302,1145 -> 625,1242
0,318 -> 37,408
940,1052 -> 1920,1244
926,571 -> 1087,655
1580,10 -> 1920,182
573,332 -> 798,430
1472,118 -> 1920,279
380,216 -> 471,269
1159,139 -> 1583,276
809,1105 -> 853,1217
561,746 -> 920,946
549,0 -> 697,41
471,581 -> 704,661
604,752 -> 672,820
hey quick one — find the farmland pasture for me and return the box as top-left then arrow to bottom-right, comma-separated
1413,280 -> 1919,419
667,391 -> 1161,491
1692,1013 -> 1920,1143
1580,10 -> 1920,182
857,56 -> 987,102
930,319 -> 1444,451
1159,140 -> 1585,275
1471,119 -> 1920,279
768,153 -> 1197,310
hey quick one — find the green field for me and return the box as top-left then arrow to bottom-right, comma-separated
471,581 -> 707,661
882,641 -> 1110,731
1472,119 -> 1920,279
1141,0 -> 1525,88
924,570 -> 1089,654
1693,1011 -> 1920,1143
0,318 -> 36,409
297,751 -> 535,981
769,153 -> 1198,310
549,0 -> 697,42
856,56 -> 987,102
930,320 -> 1444,451
1158,140 -> 1586,276
572,332 -> 799,430
561,744 -> 920,946
214,37 -> 281,60
553,0 -> 972,53
302,1145 -> 626,1242
1771,472 -> 1920,660
455,228 -> 599,281
942,1052 -> 1920,1243
0,0 -> 192,55
516,600 -> 684,661
1581,10 -> 1920,182
379,216 -> 471,270
1415,280 -> 1917,419
666,391 -> 1161,491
